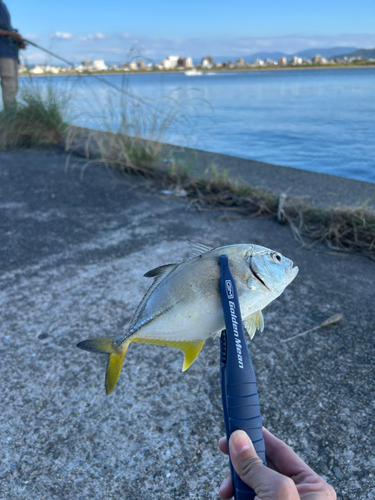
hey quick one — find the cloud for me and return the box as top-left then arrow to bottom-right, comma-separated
80,33 -> 105,41
51,32 -> 73,40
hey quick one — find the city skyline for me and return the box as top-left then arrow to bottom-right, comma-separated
8,0 -> 375,63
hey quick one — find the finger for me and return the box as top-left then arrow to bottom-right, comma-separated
219,471 -> 234,500
263,427 -> 314,477
218,437 -> 229,455
229,430 -> 299,499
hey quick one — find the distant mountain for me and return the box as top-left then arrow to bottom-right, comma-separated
242,52 -> 289,62
295,47 -> 358,59
334,48 -> 375,59
229,47 -> 359,63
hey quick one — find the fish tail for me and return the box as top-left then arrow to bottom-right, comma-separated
76,337 -> 130,395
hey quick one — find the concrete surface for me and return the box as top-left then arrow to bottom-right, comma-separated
0,147 -> 374,500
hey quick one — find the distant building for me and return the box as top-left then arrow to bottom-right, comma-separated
29,65 -> 44,74
201,56 -> 214,68
291,56 -> 303,65
215,62 -> 223,68
177,57 -> 193,68
254,58 -> 265,66
128,62 -> 138,70
312,55 -> 327,64
162,55 -> 180,69
44,65 -> 60,74
236,57 -> 245,66
265,59 -> 277,65
137,60 -> 145,69
278,57 -> 287,65
18,64 -> 27,73
77,60 -> 108,71
92,60 -> 108,71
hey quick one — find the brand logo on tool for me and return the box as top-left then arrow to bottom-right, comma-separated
228,300 -> 244,369
225,280 -> 234,299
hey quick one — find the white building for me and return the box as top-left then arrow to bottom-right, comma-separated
291,56 -> 303,65
44,65 -> 60,74
92,60 -> 108,71
29,65 -> 45,74
162,55 -> 180,70
312,55 -> 328,65
254,59 -> 265,66
201,56 -> 213,68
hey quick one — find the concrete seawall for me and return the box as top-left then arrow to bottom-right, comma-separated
0,146 -> 374,500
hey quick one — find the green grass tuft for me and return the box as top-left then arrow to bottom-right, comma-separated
0,81 -> 70,149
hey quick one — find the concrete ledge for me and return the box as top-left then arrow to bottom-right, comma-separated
1,146 -> 374,500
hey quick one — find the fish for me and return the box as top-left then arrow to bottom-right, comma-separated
77,243 -> 298,395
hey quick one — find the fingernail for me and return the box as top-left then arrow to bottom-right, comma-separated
231,430 -> 252,455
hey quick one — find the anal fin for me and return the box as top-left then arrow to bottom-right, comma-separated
132,338 -> 205,371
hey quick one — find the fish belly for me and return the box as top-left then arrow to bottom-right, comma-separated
133,296 -> 224,342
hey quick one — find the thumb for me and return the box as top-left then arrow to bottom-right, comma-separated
229,430 -> 297,498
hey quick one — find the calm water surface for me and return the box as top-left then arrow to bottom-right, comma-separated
23,68 -> 375,183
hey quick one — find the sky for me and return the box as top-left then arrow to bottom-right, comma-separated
6,0 -> 375,64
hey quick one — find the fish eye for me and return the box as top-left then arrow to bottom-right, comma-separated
272,253 -> 283,263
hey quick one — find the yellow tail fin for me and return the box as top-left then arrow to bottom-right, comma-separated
76,337 -> 130,395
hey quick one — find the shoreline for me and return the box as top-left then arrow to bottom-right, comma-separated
19,63 -> 375,78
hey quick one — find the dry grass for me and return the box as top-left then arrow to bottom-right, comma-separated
279,199 -> 375,257
163,163 -> 375,259
64,122 -> 375,259
0,81 -> 69,149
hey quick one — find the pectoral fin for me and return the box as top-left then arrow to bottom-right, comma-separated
132,338 -> 205,371
243,311 -> 264,340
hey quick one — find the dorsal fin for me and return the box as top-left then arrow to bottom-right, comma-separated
144,263 -> 178,278
189,242 -> 214,258
130,263 -> 178,332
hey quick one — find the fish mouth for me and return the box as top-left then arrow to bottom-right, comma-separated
289,265 -> 299,280
249,256 -> 274,293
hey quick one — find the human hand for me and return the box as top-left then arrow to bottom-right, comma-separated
9,31 -> 23,42
9,31 -> 26,48
218,428 -> 336,500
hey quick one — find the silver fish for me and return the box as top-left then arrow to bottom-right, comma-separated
77,243 -> 298,394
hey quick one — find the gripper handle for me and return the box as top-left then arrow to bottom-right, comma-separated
219,254 -> 266,500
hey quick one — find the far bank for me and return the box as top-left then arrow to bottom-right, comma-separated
19,62 -> 375,78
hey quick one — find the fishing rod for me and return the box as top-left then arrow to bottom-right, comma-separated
219,254 -> 266,500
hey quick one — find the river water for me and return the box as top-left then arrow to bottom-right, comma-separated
21,68 -> 375,183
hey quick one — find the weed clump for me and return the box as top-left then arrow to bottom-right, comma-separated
0,82 -> 69,149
